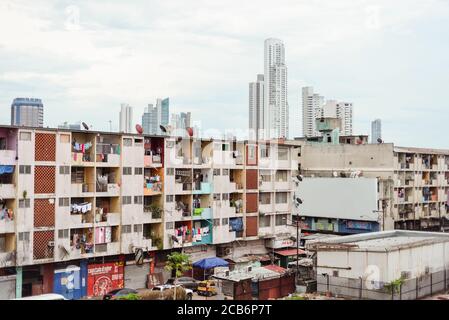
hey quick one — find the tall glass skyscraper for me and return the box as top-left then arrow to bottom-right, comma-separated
11,98 -> 44,127
142,98 -> 170,135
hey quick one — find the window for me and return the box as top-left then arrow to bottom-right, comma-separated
260,215 -> 271,227
222,144 -> 230,151
332,270 -> 339,277
222,218 -> 229,225
213,169 -> 220,176
166,141 -> 175,148
275,214 -> 288,226
59,166 -> 70,175
164,222 -> 173,230
275,171 -> 288,182
260,145 -> 269,158
260,193 -> 271,205
134,224 -> 143,233
135,167 -> 143,175
123,167 -> 132,175
122,225 -> 132,233
278,148 -> 288,160
166,195 -> 174,202
123,138 -> 133,147
275,192 -> 288,204
60,134 -> 70,143
222,194 -> 229,201
19,165 -> 31,174
167,168 -> 175,176
19,132 -> 31,141
134,138 -> 143,146
19,199 -> 31,208
18,232 -> 30,241
58,229 -> 69,239
248,145 -> 256,160
213,219 -> 220,227
213,194 -> 221,201
59,198 -> 69,207
222,169 -> 229,176
260,171 -> 271,182
122,196 -> 132,205
134,196 -> 143,204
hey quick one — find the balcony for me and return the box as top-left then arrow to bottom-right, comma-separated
274,202 -> 290,212
193,232 -> 212,245
144,205 -> 163,221
71,183 -> 95,197
192,208 -> 212,220
0,150 -> 16,165
0,217 -> 15,234
96,153 -> 120,167
259,203 -> 274,213
144,182 -> 163,196
175,183 -> 192,194
0,251 -> 15,268
274,181 -> 292,191
96,183 -> 120,196
193,182 -> 212,194
71,152 -> 94,166
0,184 -> 15,199
259,226 -> 274,237
259,181 -> 274,191
144,155 -> 162,168
95,212 -> 120,226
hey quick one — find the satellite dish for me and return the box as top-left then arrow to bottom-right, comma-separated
159,125 -> 167,133
186,127 -> 194,137
296,175 -> 303,182
82,122 -> 89,130
296,198 -> 303,205
136,124 -> 143,134
171,235 -> 179,243
377,138 -> 383,144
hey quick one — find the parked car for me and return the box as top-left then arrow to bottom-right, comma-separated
152,284 -> 193,300
166,277 -> 199,291
103,288 -> 138,300
197,280 -> 218,297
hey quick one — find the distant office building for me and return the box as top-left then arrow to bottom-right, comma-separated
302,87 -> 324,137
58,122 -> 82,130
141,98 -> 169,135
159,98 -> 170,129
371,119 -> 382,143
119,103 -> 133,133
249,74 -> 264,140
171,112 -> 191,130
336,102 -> 353,136
11,98 -> 44,127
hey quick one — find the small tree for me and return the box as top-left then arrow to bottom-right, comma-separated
165,252 -> 192,300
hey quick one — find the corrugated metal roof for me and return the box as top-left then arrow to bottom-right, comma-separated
275,249 -> 306,256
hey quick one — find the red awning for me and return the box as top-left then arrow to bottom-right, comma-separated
275,249 -> 306,257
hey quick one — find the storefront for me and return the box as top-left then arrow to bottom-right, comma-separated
124,261 -> 151,290
53,261 -> 87,300
0,275 -> 16,300
87,261 -> 124,297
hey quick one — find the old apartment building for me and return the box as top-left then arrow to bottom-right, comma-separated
298,142 -> 449,233
0,125 -> 299,298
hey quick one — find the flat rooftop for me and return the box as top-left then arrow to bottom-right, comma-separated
307,230 -> 449,252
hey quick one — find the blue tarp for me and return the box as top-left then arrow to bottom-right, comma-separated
193,257 -> 229,270
229,217 -> 243,232
0,165 -> 14,175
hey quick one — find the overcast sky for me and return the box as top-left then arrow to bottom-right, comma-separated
1,0 -> 448,147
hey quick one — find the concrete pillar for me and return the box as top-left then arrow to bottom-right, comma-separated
15,266 -> 22,299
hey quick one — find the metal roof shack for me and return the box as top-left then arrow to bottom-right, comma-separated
275,249 -> 306,256
213,265 -> 289,282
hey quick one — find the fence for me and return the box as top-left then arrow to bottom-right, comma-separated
317,269 -> 449,300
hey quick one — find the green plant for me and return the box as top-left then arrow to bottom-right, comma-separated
22,190 -> 27,199
152,237 -> 163,250
116,293 -> 142,300
384,277 -> 405,295
165,252 -> 192,300
149,204 -> 162,219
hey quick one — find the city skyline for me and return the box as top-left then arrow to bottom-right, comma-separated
0,1 -> 448,147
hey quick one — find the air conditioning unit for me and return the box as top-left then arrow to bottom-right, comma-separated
247,266 -> 252,272
48,241 -> 55,247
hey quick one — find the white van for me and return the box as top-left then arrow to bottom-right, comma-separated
14,293 -> 68,300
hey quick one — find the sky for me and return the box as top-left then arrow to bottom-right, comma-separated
1,0 -> 449,148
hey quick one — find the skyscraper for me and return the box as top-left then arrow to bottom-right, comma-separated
263,38 -> 288,139
371,119 -> 382,143
302,87 -> 324,137
11,98 -> 44,127
119,103 -> 133,133
249,74 -> 264,140
142,98 -> 170,135
336,102 -> 353,136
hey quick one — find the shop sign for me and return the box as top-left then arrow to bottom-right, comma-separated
87,262 -> 124,296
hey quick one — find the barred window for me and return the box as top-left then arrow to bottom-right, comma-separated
123,167 -> 132,175
135,167 -> 143,175
166,222 -> 174,229
275,192 -> 288,204
166,168 -> 174,176
275,214 -> 288,226
166,195 -> 174,202
59,198 -> 70,207
134,224 -> 143,233
213,169 -> 220,176
122,196 -> 132,205
19,165 -> 31,174
213,219 -> 220,227
59,166 -> 70,175
222,194 -> 229,201
19,199 -> 31,208
18,232 -> 30,241
222,218 -> 229,225
213,194 -> 221,201
19,132 -> 31,141
134,196 -> 143,204
222,169 -> 229,176
123,138 -> 133,147
122,225 -> 132,233
58,229 -> 69,239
